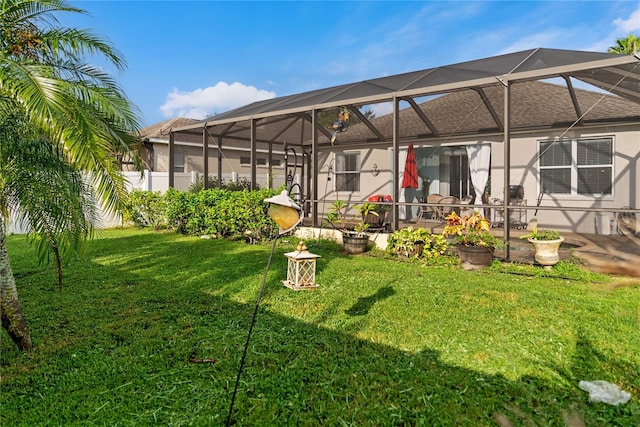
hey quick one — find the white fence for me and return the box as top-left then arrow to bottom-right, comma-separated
123,170 -> 286,193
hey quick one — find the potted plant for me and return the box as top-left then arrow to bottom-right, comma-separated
355,201 -> 379,225
442,210 -> 504,270
520,224 -> 563,268
325,200 -> 371,254
387,226 -> 427,258
387,226 -> 447,259
356,201 -> 388,228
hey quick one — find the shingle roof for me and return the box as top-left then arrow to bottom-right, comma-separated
340,80 -> 640,143
139,117 -> 200,139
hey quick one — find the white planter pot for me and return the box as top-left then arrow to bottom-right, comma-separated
527,237 -> 564,267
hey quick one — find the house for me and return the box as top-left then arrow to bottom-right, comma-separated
316,80 -> 640,234
167,48 -> 640,235
134,117 -> 290,191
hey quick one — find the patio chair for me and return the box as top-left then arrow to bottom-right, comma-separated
417,194 -> 444,221
459,195 -> 474,217
438,196 -> 459,220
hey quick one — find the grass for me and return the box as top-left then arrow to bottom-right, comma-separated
1,227 -> 639,426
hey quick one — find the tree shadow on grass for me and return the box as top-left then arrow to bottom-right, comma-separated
3,232 -> 639,426
344,285 -> 395,316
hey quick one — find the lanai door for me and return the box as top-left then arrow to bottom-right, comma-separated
439,150 -> 470,199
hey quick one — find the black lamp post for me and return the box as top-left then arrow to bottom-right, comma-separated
226,190 -> 302,426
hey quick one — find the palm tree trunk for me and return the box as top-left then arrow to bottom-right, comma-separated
0,221 -> 32,350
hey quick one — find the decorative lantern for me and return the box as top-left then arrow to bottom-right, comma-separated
283,242 -> 321,290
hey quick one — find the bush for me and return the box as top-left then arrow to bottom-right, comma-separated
387,226 -> 448,261
124,190 -> 167,229
189,176 -> 257,193
127,187 -> 279,240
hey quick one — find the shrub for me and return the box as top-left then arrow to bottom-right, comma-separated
164,188 -> 194,234
129,187 -> 279,240
124,190 -> 167,229
189,176 -> 258,193
387,227 -> 448,261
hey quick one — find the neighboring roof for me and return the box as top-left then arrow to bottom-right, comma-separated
169,48 -> 640,147
139,117 -> 200,140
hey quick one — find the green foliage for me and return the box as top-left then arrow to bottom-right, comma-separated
2,229 -> 638,425
0,0 -> 142,216
124,190 -> 167,229
0,0 -> 142,342
489,259 -> 609,282
324,200 -> 348,231
387,226 -> 448,261
325,200 -> 384,236
354,201 -> 379,218
126,188 -> 279,239
316,106 -> 375,129
520,228 -> 561,241
443,211 -> 504,248
163,188 -> 193,233
189,176 -> 257,193
0,109 -> 95,290
608,34 -> 639,54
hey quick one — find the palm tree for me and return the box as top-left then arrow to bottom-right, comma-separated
608,34 -> 639,54
0,0 -> 142,350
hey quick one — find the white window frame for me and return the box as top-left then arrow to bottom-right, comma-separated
173,150 -> 186,173
538,136 -> 614,198
335,152 -> 361,193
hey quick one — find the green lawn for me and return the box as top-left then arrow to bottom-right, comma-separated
1,228 -> 638,426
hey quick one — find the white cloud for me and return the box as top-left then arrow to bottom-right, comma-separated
588,7 -> 640,52
613,7 -> 640,33
160,82 -> 276,119
368,102 -> 393,118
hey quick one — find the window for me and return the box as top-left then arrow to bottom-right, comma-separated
173,151 -> 185,173
335,152 -> 360,192
240,156 -> 268,166
539,137 -> 612,196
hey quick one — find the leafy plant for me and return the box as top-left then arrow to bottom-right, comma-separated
126,188 -> 279,239
354,202 -> 380,218
355,201 -> 388,228
353,221 -> 370,234
124,190 -> 168,229
387,226 -> 448,260
324,200 -> 348,231
189,177 -> 258,192
325,200 -> 372,237
443,211 -> 504,248
519,223 -> 561,241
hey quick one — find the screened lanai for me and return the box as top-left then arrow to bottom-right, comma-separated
170,48 -> 640,254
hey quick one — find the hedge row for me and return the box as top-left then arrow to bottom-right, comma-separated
124,188 -> 280,240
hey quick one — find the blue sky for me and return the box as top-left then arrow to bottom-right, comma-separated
63,1 -> 640,127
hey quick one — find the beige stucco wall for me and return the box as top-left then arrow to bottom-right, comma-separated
152,142 -> 288,189
317,147 -> 394,218
491,124 -> 639,233
316,124 -> 638,233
